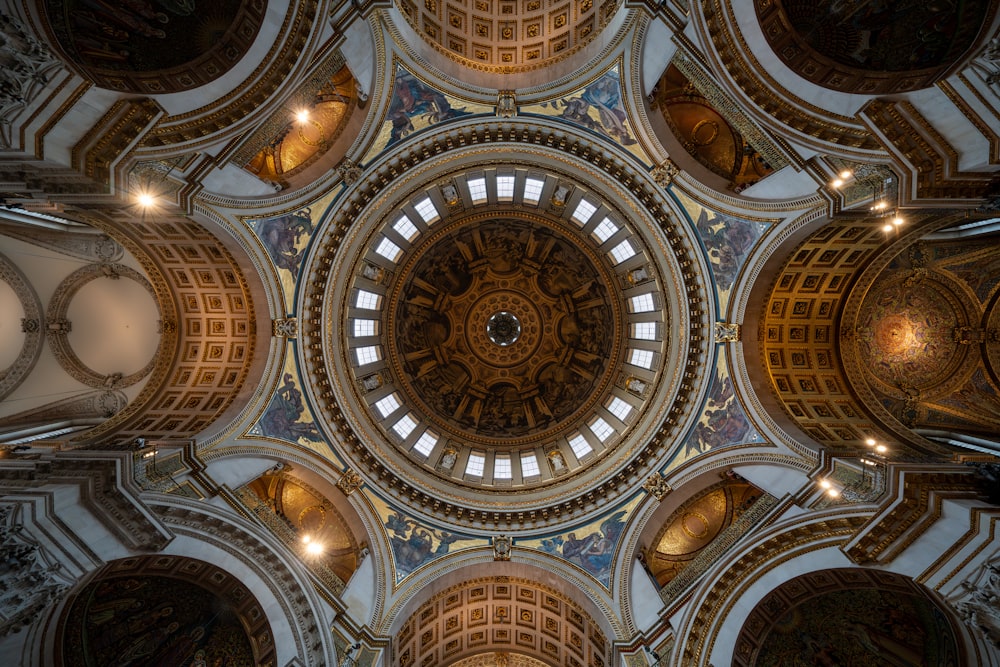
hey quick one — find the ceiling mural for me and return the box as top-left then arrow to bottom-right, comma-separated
247,190 -> 336,306
389,216 -> 619,443
366,66 -> 488,160
734,568 -> 962,666
60,557 -> 274,667
649,65 -> 776,191
244,65 -> 357,188
844,236 -> 1000,439
372,495 -> 484,583
643,478 -> 763,589
523,64 -> 649,163
247,346 -> 328,455
522,494 -> 641,588
672,190 -> 770,316
668,348 -> 764,470
41,0 -> 266,93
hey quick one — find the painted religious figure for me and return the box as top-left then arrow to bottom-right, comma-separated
531,502 -> 639,588
673,190 -> 769,315
380,507 -> 479,581
382,67 -> 473,149
526,65 -> 649,162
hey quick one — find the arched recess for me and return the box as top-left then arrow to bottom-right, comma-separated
53,555 -> 276,666
640,475 -> 764,590
380,2 -> 636,93
754,0 -> 998,95
243,468 -> 363,586
37,0 -> 267,95
56,208 -> 269,447
840,231 -> 1000,444
645,64 -> 777,195
755,209 -> 1000,459
733,568 -> 969,666
388,565 -> 612,667
237,56 -> 363,193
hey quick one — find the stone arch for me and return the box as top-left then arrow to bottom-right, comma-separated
733,568 -> 968,666
387,563 -> 614,667
53,555 -> 276,667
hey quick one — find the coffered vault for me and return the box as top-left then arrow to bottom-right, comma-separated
2,1 -> 1000,666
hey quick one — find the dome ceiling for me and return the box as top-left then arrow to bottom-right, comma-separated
395,0 -> 621,70
301,134 -> 710,529
387,214 -> 624,447
333,167 -> 670,492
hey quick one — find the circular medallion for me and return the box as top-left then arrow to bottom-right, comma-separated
486,311 -> 521,347
856,274 -> 971,392
467,294 -> 540,367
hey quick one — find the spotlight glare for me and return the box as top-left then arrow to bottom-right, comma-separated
882,224 -> 893,232
301,534 -> 311,544
137,193 -> 154,208
827,488 -> 841,498
295,109 -> 310,124
831,179 -> 843,188
876,444 -> 887,454
305,541 -> 324,555
839,170 -> 853,179
893,216 -> 904,226
866,438 -> 876,446
819,479 -> 832,489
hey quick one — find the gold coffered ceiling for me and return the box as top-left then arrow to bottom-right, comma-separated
395,0 -> 620,69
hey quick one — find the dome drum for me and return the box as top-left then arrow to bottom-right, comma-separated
299,129 -> 713,529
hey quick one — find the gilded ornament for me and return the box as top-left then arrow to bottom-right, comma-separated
272,318 -> 299,338
642,474 -> 672,500
493,534 -> 512,560
714,322 -> 740,343
337,158 -> 363,185
336,468 -> 363,495
497,90 -> 517,118
651,159 -> 679,187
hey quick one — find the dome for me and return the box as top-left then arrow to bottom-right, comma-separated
394,0 -> 622,71
303,145 -> 710,528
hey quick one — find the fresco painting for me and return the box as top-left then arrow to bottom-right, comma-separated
366,66 -> 489,160
61,574 -> 257,666
524,495 -> 641,588
248,349 -> 328,455
668,349 -> 763,470
523,65 -> 650,163
371,496 -> 483,582
673,190 -> 769,316
247,190 -> 335,306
